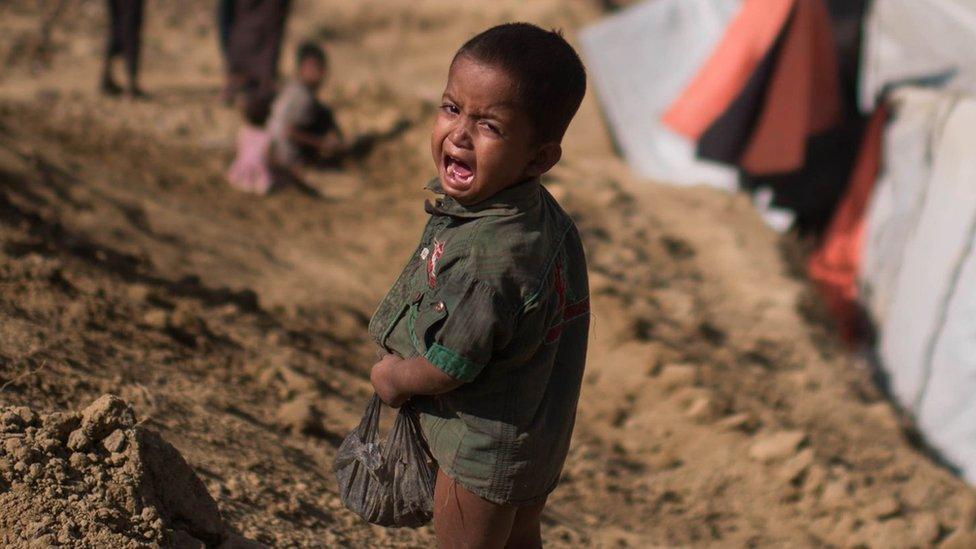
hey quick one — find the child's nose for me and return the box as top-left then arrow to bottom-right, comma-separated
448,122 -> 473,149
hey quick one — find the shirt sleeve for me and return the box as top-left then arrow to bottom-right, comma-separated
269,86 -> 310,136
419,276 -> 516,383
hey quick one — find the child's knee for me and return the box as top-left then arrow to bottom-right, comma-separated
432,470 -> 516,549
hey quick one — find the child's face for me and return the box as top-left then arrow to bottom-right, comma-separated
431,56 -> 554,205
298,58 -> 326,90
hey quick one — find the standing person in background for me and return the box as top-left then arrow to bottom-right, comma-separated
226,0 -> 290,98
217,0 -> 236,103
101,0 -> 145,97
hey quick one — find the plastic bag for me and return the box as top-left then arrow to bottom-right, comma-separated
333,394 -> 437,528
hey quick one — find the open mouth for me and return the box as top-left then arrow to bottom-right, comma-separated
444,154 -> 475,189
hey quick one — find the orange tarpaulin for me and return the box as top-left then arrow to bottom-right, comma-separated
740,0 -> 841,174
663,0 -> 842,175
807,105 -> 888,343
661,0 -> 795,140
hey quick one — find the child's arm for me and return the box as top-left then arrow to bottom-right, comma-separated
288,126 -> 328,148
370,354 -> 463,408
318,129 -> 344,157
288,126 -> 344,157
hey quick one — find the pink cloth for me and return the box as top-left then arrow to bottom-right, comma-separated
226,125 -> 272,194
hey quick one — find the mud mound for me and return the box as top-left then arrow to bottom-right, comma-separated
0,395 -> 224,548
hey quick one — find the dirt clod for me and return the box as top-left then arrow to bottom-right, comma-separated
657,363 -> 698,391
66,429 -> 90,452
80,394 -> 136,441
777,448 -> 815,483
868,496 -> 902,519
101,429 -> 127,454
943,527 -> 976,549
276,396 -> 322,435
0,396 -> 226,547
748,430 -> 807,462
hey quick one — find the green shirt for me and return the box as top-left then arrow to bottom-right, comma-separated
368,177 -> 590,505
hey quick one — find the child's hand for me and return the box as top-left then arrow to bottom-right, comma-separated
370,354 -> 409,408
319,133 -> 343,157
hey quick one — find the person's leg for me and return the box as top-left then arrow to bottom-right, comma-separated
120,0 -> 145,96
504,498 -> 547,549
433,469 -> 517,549
101,0 -> 123,95
217,0 -> 237,103
217,0 -> 235,60
253,0 -> 290,96
225,1 -> 254,100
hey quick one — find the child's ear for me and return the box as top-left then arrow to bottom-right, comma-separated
524,142 -> 562,178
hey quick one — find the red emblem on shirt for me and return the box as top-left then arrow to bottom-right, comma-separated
427,240 -> 445,288
545,263 -> 590,344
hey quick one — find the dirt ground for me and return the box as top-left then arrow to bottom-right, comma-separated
1,1 -> 975,547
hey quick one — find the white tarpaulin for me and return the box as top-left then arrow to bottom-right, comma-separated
913,96 -> 976,483
860,88 -> 976,482
860,88 -> 957,323
859,0 -> 976,112
579,0 -> 739,189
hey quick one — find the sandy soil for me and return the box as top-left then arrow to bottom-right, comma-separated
1,1 -> 975,547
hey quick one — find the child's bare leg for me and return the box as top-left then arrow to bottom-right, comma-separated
504,498 -> 546,549
433,469 -> 516,549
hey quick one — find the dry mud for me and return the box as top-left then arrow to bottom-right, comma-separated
1,1 -> 975,547
0,395 -> 223,548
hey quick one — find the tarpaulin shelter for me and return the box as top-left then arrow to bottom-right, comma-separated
663,0 -> 841,176
582,0 -> 868,234
854,88 -> 976,482
806,105 -> 887,343
859,91 -> 959,324
585,0 -> 976,485
579,0 -> 740,190
859,0 -> 976,111
809,0 -> 976,339
808,0 -> 976,482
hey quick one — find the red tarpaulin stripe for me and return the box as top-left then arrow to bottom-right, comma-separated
807,105 -> 889,343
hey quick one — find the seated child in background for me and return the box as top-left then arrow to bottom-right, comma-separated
367,23 -> 589,548
226,91 -> 274,194
268,41 -> 344,175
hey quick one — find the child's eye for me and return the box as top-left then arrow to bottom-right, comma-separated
441,103 -> 459,115
479,121 -> 501,135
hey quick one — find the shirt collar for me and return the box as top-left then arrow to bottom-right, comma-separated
423,177 -> 541,219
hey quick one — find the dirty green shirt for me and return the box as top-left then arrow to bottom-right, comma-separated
368,177 -> 590,506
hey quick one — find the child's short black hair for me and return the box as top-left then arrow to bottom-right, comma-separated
296,41 -> 327,67
243,90 -> 272,126
453,23 -> 586,142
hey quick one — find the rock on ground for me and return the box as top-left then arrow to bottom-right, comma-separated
748,430 -> 807,463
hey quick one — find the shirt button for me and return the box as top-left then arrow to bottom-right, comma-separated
420,247 -> 430,260
433,301 -> 446,313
